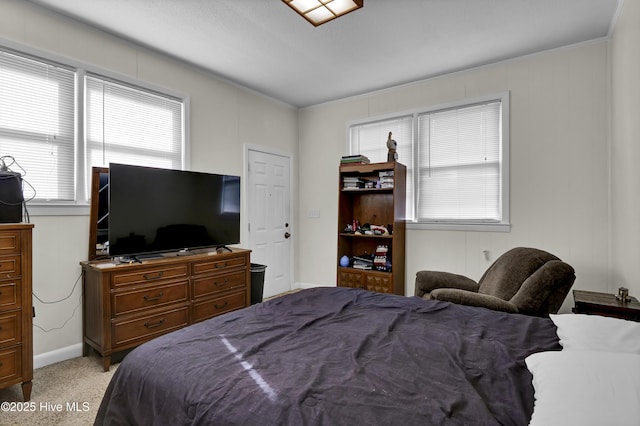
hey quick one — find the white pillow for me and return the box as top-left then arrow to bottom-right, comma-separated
526,350 -> 640,426
550,313 -> 640,354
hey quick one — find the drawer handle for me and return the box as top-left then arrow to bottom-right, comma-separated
214,279 -> 229,287
143,271 -> 164,280
214,301 -> 229,310
144,318 -> 165,329
215,262 -> 228,269
143,292 -> 164,302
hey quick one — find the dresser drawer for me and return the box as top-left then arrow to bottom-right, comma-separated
0,231 -> 21,254
112,280 -> 189,316
192,291 -> 246,323
0,255 -> 21,279
0,346 -> 21,383
192,270 -> 246,299
111,264 -> 189,287
0,311 -> 21,347
0,280 -> 20,309
112,305 -> 189,347
192,255 -> 247,276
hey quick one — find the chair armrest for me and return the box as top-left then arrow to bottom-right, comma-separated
510,260 -> 576,316
430,288 -> 519,314
414,271 -> 479,298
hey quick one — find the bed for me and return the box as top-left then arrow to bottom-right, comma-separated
94,287 -> 640,425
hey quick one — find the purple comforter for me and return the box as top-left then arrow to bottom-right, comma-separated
95,287 -> 560,425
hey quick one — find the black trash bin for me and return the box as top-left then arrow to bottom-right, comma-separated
250,263 -> 267,305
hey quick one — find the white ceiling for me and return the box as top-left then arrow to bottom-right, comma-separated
27,0 -> 621,108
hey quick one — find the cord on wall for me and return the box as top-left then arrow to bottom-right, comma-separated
32,272 -> 82,333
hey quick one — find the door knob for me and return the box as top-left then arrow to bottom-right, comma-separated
284,232 -> 291,239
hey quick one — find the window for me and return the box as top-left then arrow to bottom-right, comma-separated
0,48 -> 75,201
349,115 -> 414,219
0,44 -> 186,214
348,92 -> 509,232
85,74 -> 184,181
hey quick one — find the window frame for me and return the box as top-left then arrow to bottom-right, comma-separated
0,38 -> 190,217
346,92 -> 510,232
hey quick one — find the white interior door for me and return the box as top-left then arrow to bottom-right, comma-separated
247,149 -> 292,298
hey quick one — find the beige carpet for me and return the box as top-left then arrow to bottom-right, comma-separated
0,353 -> 117,425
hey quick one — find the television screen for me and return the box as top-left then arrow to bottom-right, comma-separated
108,163 -> 240,258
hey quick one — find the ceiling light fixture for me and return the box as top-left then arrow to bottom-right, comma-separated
282,0 -> 363,27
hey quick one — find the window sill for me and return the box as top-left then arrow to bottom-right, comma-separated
26,203 -> 90,217
407,221 -> 511,233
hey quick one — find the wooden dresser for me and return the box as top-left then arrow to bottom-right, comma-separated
0,223 -> 33,401
82,248 -> 251,371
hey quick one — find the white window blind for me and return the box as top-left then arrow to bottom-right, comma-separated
0,48 -> 75,201
418,101 -> 502,222
348,94 -> 508,230
349,115 -> 414,220
85,74 -> 183,178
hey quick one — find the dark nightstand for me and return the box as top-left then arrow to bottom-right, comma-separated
572,289 -> 640,322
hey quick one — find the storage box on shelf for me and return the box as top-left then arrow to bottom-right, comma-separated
337,161 -> 406,295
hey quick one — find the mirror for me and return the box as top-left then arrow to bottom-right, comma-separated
88,167 -> 109,261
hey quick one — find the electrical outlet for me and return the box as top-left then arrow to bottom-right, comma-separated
308,209 -> 320,218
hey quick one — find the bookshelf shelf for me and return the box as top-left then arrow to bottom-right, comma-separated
339,233 -> 393,239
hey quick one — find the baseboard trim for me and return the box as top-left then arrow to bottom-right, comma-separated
34,343 -> 83,369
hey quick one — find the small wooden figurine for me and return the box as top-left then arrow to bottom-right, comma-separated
386,132 -> 398,162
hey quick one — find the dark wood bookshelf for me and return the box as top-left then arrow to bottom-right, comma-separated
337,161 -> 406,295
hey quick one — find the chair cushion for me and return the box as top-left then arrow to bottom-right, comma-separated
509,260 -> 575,315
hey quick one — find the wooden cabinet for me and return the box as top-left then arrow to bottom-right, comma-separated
572,289 -> 640,321
82,248 -> 251,371
0,223 -> 33,401
337,161 -> 406,295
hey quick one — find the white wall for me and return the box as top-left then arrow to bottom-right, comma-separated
0,0 -> 298,360
298,41 -> 610,313
611,0 -> 640,297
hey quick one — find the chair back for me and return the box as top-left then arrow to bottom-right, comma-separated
478,247 -> 575,315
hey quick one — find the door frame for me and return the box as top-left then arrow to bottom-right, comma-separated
243,144 -> 295,293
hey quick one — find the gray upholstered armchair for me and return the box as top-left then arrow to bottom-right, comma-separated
415,247 -> 576,317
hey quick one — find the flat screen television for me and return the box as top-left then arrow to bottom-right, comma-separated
108,163 -> 240,258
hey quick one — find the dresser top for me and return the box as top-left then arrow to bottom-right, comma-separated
0,223 -> 34,230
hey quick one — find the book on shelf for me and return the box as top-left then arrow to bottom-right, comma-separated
351,255 -> 373,270
342,176 -> 365,189
342,176 -> 369,189
352,255 -> 373,264
379,170 -> 394,188
340,154 -> 370,164
352,263 -> 373,270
